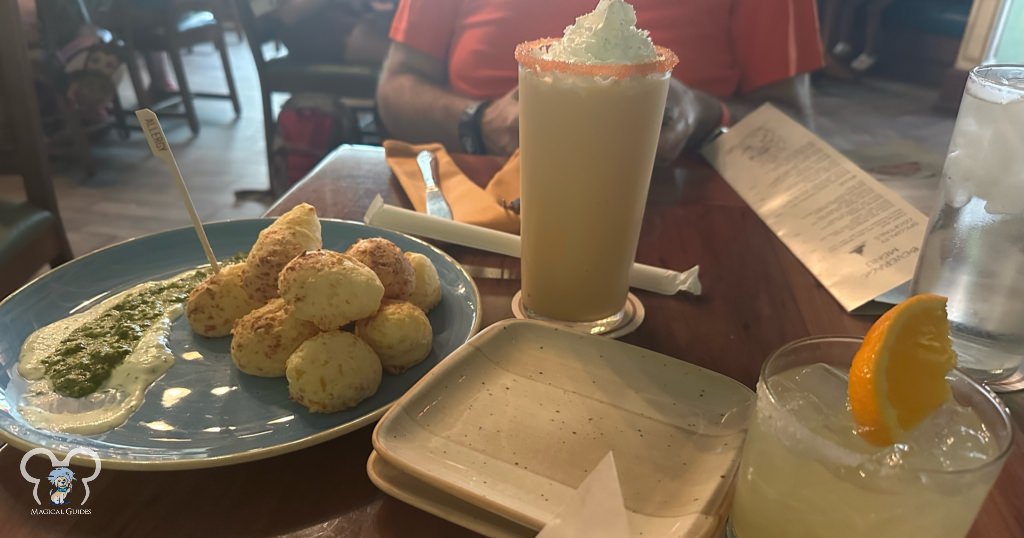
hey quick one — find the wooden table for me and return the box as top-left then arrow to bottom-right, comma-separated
1,145 -> 1021,537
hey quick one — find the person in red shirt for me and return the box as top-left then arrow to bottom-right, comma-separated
377,0 -> 823,160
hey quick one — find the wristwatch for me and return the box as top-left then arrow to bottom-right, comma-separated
458,100 -> 492,155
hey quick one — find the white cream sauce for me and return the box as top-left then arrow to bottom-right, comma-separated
17,275 -> 188,435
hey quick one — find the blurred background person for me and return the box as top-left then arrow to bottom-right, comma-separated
269,0 -> 395,66
376,0 -> 824,161
820,0 -> 897,79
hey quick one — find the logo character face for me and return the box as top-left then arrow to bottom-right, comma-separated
20,448 -> 101,506
47,468 -> 76,505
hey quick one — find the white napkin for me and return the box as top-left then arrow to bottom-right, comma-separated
537,452 -> 630,538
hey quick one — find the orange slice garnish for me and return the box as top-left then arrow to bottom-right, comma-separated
848,294 -> 957,446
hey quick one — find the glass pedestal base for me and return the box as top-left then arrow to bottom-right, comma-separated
510,291 -> 644,338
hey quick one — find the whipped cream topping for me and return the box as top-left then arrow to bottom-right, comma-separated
545,0 -> 657,65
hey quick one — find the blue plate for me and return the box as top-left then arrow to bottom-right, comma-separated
0,219 -> 480,470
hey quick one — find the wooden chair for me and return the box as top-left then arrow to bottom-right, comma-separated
234,0 -> 381,195
33,0 -> 133,178
117,0 -> 241,135
0,0 -> 74,298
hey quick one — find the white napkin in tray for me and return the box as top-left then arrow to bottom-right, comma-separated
537,452 -> 630,538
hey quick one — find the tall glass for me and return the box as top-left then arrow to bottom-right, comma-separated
515,40 -> 677,332
910,65 -> 1024,384
728,337 -> 1012,538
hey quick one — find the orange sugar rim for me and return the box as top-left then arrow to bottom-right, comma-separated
515,38 -> 678,79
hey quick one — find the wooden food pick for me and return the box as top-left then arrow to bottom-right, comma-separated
135,108 -> 221,273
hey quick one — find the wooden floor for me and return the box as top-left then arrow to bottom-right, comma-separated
1,36 -> 273,256
1,38 -> 956,258
815,76 -> 955,155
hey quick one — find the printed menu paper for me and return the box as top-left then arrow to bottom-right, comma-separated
702,104 -> 928,312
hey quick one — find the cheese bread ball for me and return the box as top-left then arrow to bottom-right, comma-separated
286,331 -> 382,413
230,298 -> 320,377
242,203 -> 322,303
403,252 -> 442,313
345,238 -> 415,300
186,263 -> 261,337
277,250 -> 385,330
355,300 -> 433,374
276,202 -> 321,230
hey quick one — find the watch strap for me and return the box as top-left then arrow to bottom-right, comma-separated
459,100 -> 492,155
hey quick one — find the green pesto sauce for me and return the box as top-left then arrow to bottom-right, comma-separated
42,254 -> 248,398
42,270 -> 209,398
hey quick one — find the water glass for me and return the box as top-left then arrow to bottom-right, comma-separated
910,65 -> 1024,384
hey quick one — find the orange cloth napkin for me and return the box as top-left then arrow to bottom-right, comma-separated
384,140 -> 521,234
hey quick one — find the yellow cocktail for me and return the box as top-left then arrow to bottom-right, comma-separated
729,333 -> 1012,537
